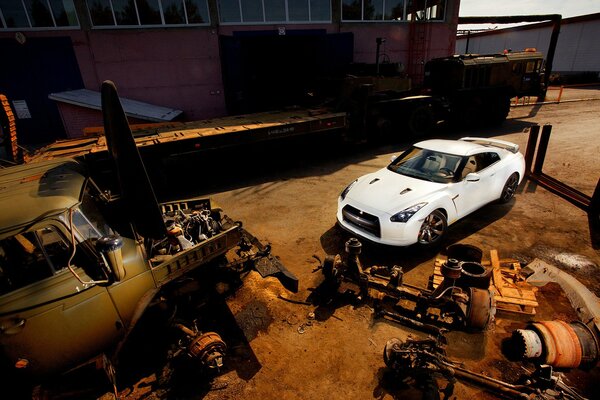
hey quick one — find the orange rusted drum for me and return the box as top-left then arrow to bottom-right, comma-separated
531,321 -> 582,368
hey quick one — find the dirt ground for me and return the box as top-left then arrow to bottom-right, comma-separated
39,91 -> 600,400
191,93 -> 600,400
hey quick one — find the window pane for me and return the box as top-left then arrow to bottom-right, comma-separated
264,0 -> 284,21
49,0 -> 78,26
136,0 -> 161,24
185,0 -> 208,23
0,0 -> 30,27
341,0 -> 360,21
87,0 -> 115,25
426,0 -> 444,20
24,0 -> 53,26
162,0 -> 185,23
288,0 -> 307,21
310,0 -> 329,21
384,0 -> 403,20
240,0 -> 261,22
112,0 -> 138,24
363,0 -> 381,20
218,0 -> 240,22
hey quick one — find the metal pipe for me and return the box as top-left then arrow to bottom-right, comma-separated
524,124 -> 540,176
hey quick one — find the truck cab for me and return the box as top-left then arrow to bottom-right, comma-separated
0,158 -> 241,379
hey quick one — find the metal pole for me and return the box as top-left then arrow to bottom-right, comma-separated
524,124 -> 540,176
533,124 -> 552,175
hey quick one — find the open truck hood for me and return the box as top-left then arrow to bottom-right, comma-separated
101,81 -> 167,240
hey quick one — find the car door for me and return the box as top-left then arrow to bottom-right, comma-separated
0,223 -> 123,378
453,151 -> 502,217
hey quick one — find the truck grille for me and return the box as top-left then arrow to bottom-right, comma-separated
342,205 -> 381,237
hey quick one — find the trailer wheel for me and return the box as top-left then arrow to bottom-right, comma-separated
407,105 -> 434,138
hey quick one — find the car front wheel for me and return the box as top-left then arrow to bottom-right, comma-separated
417,210 -> 447,247
498,172 -> 519,203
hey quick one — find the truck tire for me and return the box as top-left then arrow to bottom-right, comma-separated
407,104 -> 434,138
453,97 -> 482,128
488,96 -> 511,125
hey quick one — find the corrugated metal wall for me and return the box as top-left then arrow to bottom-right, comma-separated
456,15 -> 600,74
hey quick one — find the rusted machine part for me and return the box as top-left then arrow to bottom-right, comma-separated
533,321 -> 582,368
430,258 -> 461,298
344,237 -> 363,277
512,329 -> 543,359
465,287 -> 495,330
383,336 -> 530,399
570,321 -> 600,369
174,324 -> 227,370
187,332 -> 227,370
377,309 -> 446,336
517,320 -> 599,369
322,253 -> 343,285
441,258 -> 461,279
457,261 -> 492,289
445,243 -> 483,263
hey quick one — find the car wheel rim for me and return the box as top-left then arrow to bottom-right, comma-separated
418,213 -> 444,244
503,175 -> 518,200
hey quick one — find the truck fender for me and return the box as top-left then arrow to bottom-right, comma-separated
111,287 -> 160,362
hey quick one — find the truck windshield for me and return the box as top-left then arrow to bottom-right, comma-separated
387,146 -> 464,183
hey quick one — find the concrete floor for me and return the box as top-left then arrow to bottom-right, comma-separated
189,95 -> 600,400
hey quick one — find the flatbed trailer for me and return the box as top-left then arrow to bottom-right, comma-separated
27,108 -> 347,163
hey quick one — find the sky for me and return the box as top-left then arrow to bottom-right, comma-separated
458,0 -> 600,31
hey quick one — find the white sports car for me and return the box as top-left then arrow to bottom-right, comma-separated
337,137 -> 525,247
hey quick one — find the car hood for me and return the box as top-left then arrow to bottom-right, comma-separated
345,168 -> 444,214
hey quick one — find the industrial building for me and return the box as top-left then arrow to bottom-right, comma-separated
456,12 -> 600,84
0,0 -> 458,144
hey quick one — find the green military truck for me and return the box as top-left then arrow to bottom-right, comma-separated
0,82 -> 295,393
344,50 -> 546,139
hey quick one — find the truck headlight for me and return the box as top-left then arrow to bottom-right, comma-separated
390,202 -> 427,223
340,180 -> 358,200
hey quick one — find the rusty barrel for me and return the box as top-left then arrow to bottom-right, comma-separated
528,320 -> 599,369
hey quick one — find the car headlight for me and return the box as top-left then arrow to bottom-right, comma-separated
390,202 -> 428,223
340,180 -> 358,200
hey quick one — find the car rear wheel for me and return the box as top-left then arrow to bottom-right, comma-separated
498,172 -> 519,203
417,210 -> 447,247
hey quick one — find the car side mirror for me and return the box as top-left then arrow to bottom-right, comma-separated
96,235 -> 125,281
465,172 -> 480,182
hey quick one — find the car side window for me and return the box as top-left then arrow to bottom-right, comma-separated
0,226 -> 71,296
461,152 -> 500,179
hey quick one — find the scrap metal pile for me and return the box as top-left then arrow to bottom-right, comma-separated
320,238 -> 495,334
319,238 -> 598,399
383,335 -> 588,400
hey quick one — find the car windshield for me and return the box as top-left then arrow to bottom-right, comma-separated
387,146 -> 465,183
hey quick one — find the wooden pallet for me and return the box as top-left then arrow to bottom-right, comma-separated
432,249 -> 538,315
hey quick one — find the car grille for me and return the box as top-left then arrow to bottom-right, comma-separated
342,205 -> 381,237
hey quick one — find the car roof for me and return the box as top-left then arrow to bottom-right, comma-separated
414,138 -> 497,156
0,159 -> 86,238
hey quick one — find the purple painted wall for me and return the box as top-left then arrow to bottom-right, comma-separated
76,29 -> 226,121
0,1 -> 459,139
